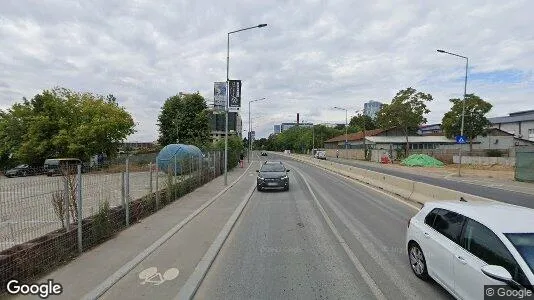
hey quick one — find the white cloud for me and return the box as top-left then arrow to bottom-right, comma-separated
1,0 -> 533,141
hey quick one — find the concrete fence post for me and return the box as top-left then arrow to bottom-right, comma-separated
77,164 -> 83,254
121,172 -> 125,208
63,172 -> 70,232
149,162 -> 153,194
125,157 -> 130,227
155,159 -> 159,210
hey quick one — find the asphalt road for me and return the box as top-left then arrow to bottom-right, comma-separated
195,154 -> 454,299
324,157 -> 534,209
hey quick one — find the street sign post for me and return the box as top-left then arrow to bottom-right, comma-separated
455,135 -> 467,144
228,80 -> 242,112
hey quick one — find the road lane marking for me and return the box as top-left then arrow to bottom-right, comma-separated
294,166 -> 420,299
292,165 -> 387,300
176,176 -> 258,300
82,162 -> 254,300
139,267 -> 179,286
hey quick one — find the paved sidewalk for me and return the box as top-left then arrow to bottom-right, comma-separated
7,161 -> 258,300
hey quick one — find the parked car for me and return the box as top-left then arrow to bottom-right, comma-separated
406,200 -> 534,299
315,150 -> 327,160
44,158 -> 86,176
4,164 -> 42,178
261,151 -> 268,156
256,161 -> 290,191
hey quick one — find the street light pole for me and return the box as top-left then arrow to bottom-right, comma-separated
312,125 -> 315,151
437,49 -> 468,177
355,110 -> 366,160
224,23 -> 267,186
248,97 -> 266,163
333,106 -> 348,158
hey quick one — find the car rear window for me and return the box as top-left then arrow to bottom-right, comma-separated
261,164 -> 285,172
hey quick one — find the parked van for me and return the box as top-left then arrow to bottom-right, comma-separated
44,158 -> 84,176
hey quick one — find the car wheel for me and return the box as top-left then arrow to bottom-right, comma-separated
408,242 -> 429,280
22,171 -> 27,177
257,186 -> 262,192
284,185 -> 289,191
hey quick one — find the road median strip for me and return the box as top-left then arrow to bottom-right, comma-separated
272,152 -> 497,207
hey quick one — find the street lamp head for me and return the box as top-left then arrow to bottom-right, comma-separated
437,49 -> 445,53
257,24 -> 268,28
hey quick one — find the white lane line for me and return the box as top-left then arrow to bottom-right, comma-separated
294,166 -> 420,300
82,162 -> 254,300
175,178 -> 257,300
294,165 -> 387,300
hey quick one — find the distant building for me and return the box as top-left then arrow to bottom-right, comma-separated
273,124 -> 281,134
418,124 -> 443,135
363,100 -> 383,119
209,111 -> 242,141
489,110 -> 534,141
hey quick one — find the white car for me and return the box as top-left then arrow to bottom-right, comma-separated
406,200 -> 534,299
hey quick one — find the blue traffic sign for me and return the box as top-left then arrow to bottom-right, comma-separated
455,135 -> 467,144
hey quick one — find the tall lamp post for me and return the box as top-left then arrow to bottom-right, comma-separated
355,109 -> 366,160
333,106 -> 348,158
437,49 -> 468,177
224,23 -> 267,185
248,97 -> 266,163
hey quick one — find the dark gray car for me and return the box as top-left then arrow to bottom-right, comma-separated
256,162 -> 290,191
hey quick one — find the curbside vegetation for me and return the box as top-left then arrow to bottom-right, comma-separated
0,150 -> 240,295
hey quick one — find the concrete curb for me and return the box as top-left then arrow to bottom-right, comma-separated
175,180 -> 257,300
82,163 -> 253,300
272,152 -> 498,207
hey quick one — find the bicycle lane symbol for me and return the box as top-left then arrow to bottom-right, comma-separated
138,267 -> 179,286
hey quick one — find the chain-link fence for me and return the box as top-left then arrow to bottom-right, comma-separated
0,149 -> 231,293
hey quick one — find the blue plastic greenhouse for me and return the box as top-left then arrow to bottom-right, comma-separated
156,144 -> 204,175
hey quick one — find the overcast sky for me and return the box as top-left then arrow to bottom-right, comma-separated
1,0 -> 533,141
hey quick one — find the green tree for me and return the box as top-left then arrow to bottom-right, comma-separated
214,135 -> 244,169
334,124 -> 345,130
376,87 -> 433,156
441,94 -> 493,151
349,114 -> 377,131
0,87 -> 135,167
157,92 -> 210,148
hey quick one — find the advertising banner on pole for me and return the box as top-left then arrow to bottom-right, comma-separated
213,82 -> 227,112
228,80 -> 242,112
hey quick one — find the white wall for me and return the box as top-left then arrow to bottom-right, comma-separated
453,155 -> 515,166
494,120 -> 534,141
472,135 -> 515,150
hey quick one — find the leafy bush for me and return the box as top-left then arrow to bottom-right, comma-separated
486,149 -> 502,157
93,201 -> 112,242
